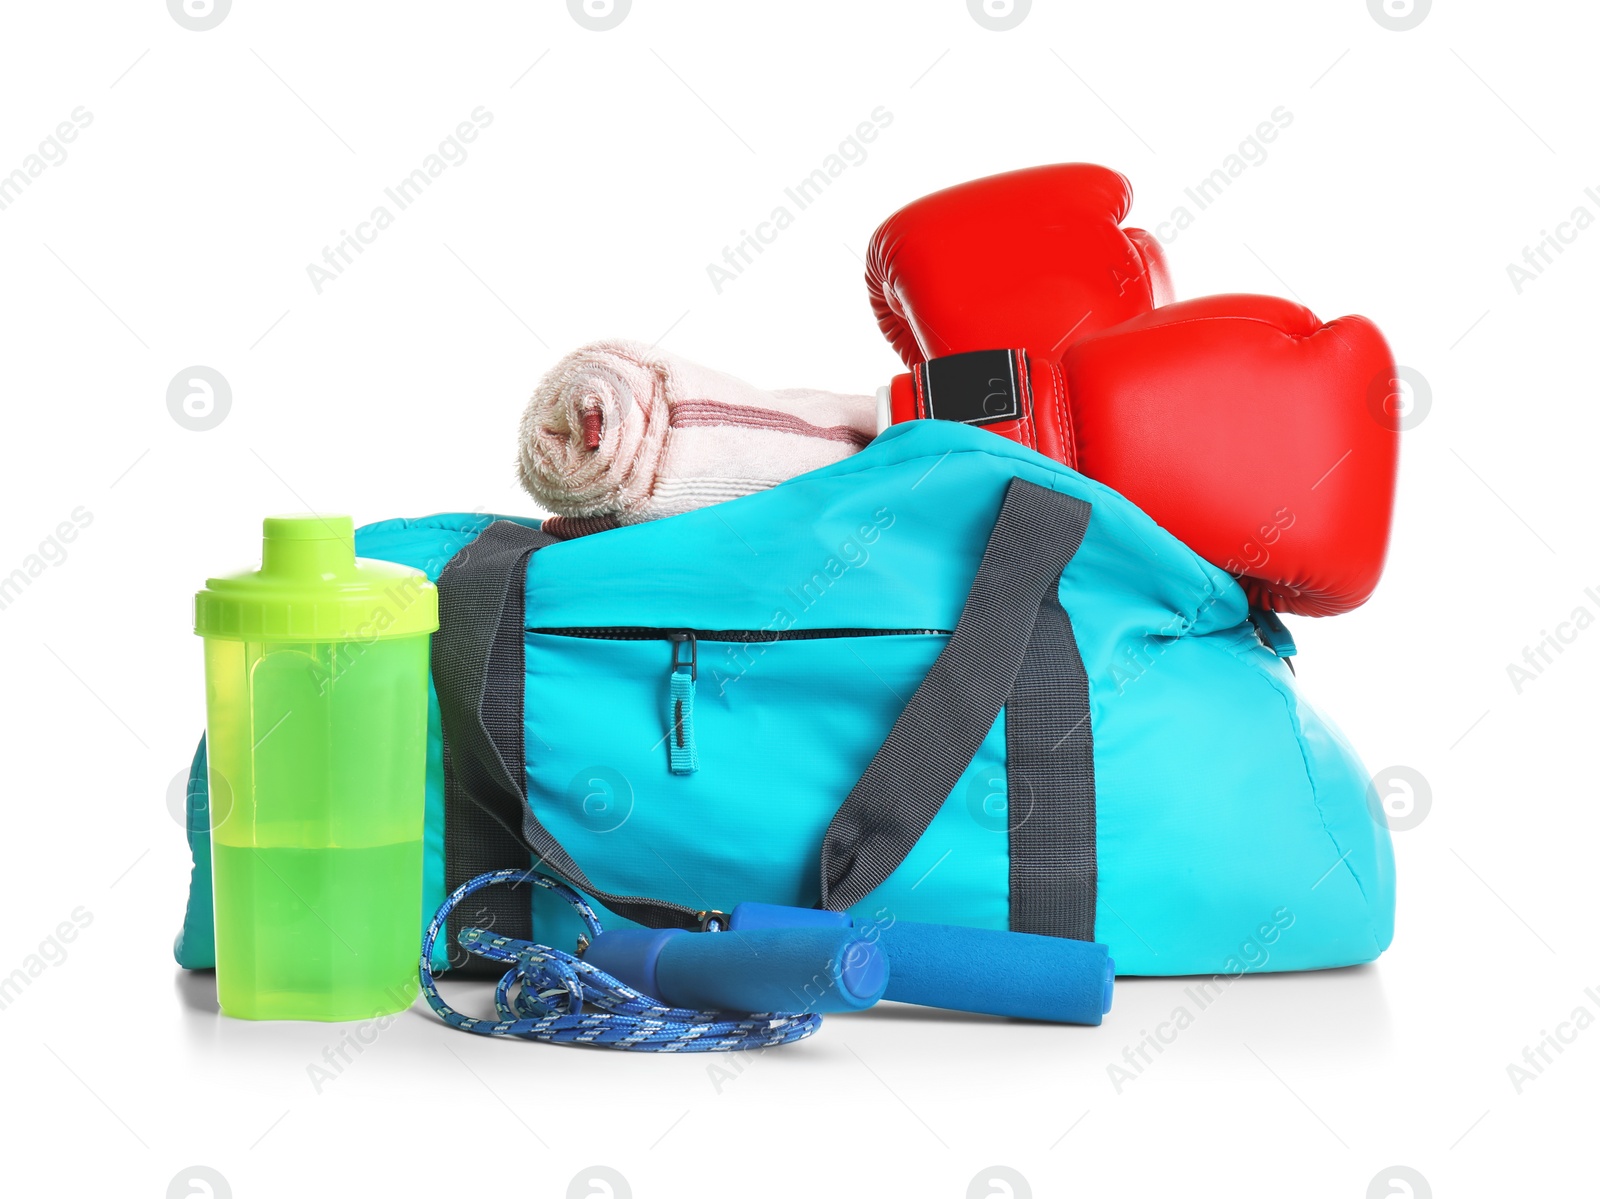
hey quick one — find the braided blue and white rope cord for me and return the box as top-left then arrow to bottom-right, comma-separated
419,868 -> 822,1051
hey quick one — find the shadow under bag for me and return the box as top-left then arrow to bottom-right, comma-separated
176,421 -> 1394,977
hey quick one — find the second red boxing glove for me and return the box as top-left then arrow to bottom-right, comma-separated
881,296 -> 1398,616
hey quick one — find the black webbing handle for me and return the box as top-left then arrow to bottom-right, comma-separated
818,479 -> 1093,913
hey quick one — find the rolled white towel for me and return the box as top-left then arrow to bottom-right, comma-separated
517,340 -> 876,525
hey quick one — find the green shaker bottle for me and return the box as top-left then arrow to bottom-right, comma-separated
195,515 -> 438,1021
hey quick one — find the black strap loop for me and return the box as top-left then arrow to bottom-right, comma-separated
1005,583 -> 1097,939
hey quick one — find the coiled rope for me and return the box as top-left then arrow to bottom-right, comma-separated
419,869 -> 822,1051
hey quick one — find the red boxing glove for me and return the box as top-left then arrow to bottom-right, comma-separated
866,163 -> 1172,384
1060,295 -> 1398,615
868,169 -> 1399,617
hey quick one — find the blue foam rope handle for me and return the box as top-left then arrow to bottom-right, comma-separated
729,902 -> 1113,1026
585,926 -> 887,1014
877,921 -> 1112,1026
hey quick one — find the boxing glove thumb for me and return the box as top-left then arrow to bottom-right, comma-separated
866,163 -> 1172,370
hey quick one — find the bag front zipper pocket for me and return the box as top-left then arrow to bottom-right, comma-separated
529,626 -> 952,775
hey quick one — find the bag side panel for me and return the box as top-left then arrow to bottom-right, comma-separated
1094,625 -> 1393,974
1253,645 -> 1397,956
173,736 -> 215,968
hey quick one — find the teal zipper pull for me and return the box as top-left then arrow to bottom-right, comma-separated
667,632 -> 699,775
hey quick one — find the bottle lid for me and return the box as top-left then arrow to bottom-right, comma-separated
194,514 -> 438,642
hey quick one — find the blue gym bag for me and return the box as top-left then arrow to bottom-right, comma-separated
176,421 -> 1395,986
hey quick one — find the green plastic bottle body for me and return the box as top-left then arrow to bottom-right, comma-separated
205,634 -> 430,1020
197,514 -> 438,1023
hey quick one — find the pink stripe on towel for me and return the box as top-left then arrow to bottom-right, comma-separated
671,399 -> 872,447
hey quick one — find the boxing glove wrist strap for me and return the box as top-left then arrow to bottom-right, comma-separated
911,348 -> 1032,427
884,349 -> 1076,465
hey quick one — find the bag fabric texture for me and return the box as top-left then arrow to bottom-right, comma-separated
176,421 -> 1395,977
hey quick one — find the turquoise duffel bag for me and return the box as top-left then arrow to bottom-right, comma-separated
176,420 -> 1394,977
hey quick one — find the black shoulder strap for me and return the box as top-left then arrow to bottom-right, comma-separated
818,479 -> 1094,925
432,520 -> 704,935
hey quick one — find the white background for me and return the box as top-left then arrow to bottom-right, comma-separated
1,1 -> 1593,1196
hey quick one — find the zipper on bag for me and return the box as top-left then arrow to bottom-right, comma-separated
529,625 -> 953,775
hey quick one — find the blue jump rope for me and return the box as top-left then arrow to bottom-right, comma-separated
421,868 -> 1115,1052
